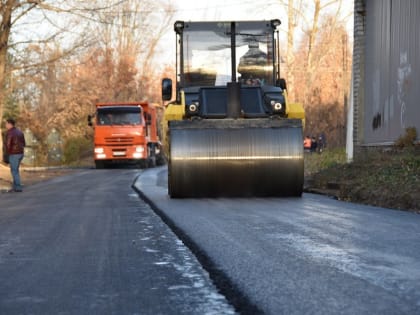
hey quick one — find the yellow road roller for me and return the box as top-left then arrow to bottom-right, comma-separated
161,20 -> 305,198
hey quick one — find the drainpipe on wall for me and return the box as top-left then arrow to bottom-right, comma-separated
346,70 -> 354,162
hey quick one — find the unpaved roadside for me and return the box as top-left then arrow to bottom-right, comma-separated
304,148 -> 420,213
0,164 -> 84,191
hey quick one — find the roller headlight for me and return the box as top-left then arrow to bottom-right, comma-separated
274,103 -> 282,111
189,104 -> 198,112
269,98 -> 284,113
187,102 -> 200,116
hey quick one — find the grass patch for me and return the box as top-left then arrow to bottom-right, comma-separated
306,147 -> 420,212
304,148 -> 347,176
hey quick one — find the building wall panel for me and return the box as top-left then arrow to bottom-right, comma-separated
363,0 -> 420,144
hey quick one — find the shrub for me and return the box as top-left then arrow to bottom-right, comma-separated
395,127 -> 417,148
63,137 -> 92,164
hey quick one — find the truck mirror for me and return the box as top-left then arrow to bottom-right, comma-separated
162,78 -> 172,101
145,113 -> 152,125
87,115 -> 93,126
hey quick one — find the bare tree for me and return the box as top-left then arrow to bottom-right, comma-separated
93,0 -> 174,100
304,0 -> 345,101
0,0 -> 94,158
285,0 -> 304,98
0,0 -> 174,160
277,0 -> 351,146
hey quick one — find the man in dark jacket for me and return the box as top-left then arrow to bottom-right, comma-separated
5,118 -> 26,192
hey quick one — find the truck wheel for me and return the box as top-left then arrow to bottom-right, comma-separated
147,144 -> 157,168
137,160 -> 148,169
156,154 -> 166,166
148,156 -> 156,168
95,161 -> 105,169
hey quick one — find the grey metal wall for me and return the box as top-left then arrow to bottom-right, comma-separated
364,0 -> 420,144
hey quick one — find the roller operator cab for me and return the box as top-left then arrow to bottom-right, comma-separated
88,102 -> 162,169
162,20 -> 305,198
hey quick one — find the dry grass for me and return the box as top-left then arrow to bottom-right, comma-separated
305,147 -> 420,212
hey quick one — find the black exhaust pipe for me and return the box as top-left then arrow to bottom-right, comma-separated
227,22 -> 241,119
227,82 -> 241,118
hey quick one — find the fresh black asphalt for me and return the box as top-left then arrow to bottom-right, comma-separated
0,169 -> 234,315
134,166 -> 420,315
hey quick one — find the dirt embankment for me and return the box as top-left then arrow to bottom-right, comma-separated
304,148 -> 420,213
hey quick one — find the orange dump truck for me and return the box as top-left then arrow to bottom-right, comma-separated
88,102 -> 162,169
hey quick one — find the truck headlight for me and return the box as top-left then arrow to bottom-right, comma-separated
95,147 -> 104,154
136,146 -> 145,153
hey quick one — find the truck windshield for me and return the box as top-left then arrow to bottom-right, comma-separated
182,21 -> 274,87
97,107 -> 142,126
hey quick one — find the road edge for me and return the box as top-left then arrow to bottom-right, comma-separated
131,172 -> 263,315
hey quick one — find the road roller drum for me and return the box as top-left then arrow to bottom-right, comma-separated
169,119 -> 304,198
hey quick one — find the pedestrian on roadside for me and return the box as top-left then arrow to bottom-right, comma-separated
310,136 -> 317,153
317,134 -> 325,153
303,135 -> 312,152
2,131 -> 8,163
5,118 -> 26,192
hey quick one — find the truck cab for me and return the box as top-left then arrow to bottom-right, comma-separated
89,102 -> 161,169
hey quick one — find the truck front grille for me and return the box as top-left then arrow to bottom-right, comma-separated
105,137 -> 134,145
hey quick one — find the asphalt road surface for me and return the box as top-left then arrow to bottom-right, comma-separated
134,166 -> 420,315
0,169 -> 234,315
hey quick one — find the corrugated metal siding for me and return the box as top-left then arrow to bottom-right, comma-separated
364,0 -> 420,144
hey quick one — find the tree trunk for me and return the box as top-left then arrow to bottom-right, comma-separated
305,0 -> 321,104
0,1 -> 14,160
